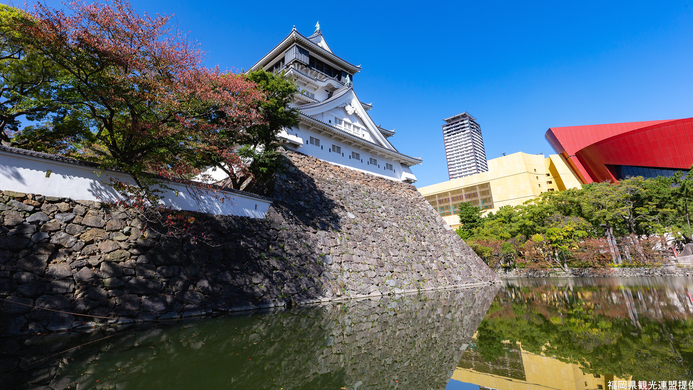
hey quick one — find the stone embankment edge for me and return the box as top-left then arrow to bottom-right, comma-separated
301,281 -> 497,305
498,266 -> 693,279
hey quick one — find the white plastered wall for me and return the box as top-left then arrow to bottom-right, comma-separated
0,151 -> 271,218
292,125 -> 405,181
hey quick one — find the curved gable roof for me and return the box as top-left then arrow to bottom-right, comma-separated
300,88 -> 396,152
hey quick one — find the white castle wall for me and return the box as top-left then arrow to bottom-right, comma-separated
0,149 -> 271,218
292,125 -> 408,182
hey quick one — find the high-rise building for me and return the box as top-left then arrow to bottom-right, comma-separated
443,112 -> 488,179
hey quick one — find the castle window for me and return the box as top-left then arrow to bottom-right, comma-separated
310,136 -> 320,147
385,163 -> 393,171
300,89 -> 315,99
352,152 -> 360,160
308,55 -> 347,81
332,145 -> 341,154
369,157 -> 377,165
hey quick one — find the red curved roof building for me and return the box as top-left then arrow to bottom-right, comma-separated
545,117 -> 693,183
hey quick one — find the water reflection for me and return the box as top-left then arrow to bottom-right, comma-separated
453,277 -> 693,390
1,285 -> 498,390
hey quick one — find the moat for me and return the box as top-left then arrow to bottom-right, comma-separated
2,277 -> 692,390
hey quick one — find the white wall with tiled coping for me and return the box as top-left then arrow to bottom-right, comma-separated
0,149 -> 271,218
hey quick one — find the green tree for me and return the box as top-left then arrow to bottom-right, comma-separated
214,69 -> 299,192
543,215 -> 590,270
671,167 -> 693,240
455,202 -> 484,240
0,5 -> 60,146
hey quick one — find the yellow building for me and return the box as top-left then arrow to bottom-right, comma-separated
418,152 -> 582,228
452,343 -> 625,390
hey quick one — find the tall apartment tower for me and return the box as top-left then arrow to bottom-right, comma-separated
443,112 -> 488,179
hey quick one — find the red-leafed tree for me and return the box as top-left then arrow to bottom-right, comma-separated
12,0 -> 265,191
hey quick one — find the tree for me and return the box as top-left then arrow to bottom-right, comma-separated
209,69 -> 299,192
455,202 -> 484,240
13,0 -> 264,191
0,5 -> 60,146
671,167 -> 693,240
543,215 -> 590,270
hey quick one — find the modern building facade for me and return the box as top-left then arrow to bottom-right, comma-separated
443,112 -> 488,179
453,343 -> 627,390
247,24 -> 421,183
545,117 -> 693,183
418,152 -> 581,228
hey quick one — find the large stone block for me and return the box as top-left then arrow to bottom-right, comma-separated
100,262 -> 123,278
123,278 -> 163,295
107,249 -> 130,262
35,294 -> 71,310
54,213 -> 76,224
74,267 -> 98,284
2,211 -> 23,226
50,232 -> 78,248
8,199 -> 33,212
16,254 -> 50,275
26,212 -> 50,223
3,296 -> 34,314
82,215 -> 105,228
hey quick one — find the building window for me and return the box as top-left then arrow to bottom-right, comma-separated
335,118 -> 343,126
369,157 -> 377,165
547,180 -> 553,184
352,151 -> 360,160
332,145 -> 341,154
300,89 -> 315,99
310,136 -> 320,146
385,163 -> 393,171
308,55 -> 347,81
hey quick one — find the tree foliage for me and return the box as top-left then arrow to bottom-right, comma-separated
455,202 -> 484,240
2,0 -> 301,206
457,174 -> 685,268
11,0 -> 265,188
212,69 -> 299,192
0,4 -> 61,145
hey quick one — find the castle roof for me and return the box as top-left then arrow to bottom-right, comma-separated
248,28 -> 361,74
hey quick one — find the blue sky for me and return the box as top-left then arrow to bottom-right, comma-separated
17,0 -> 693,187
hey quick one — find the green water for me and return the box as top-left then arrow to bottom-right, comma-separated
3,277 -> 693,390
452,277 -> 693,390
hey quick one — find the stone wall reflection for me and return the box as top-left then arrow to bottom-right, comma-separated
1,285 -> 498,390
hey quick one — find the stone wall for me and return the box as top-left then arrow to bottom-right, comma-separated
0,150 -> 498,335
